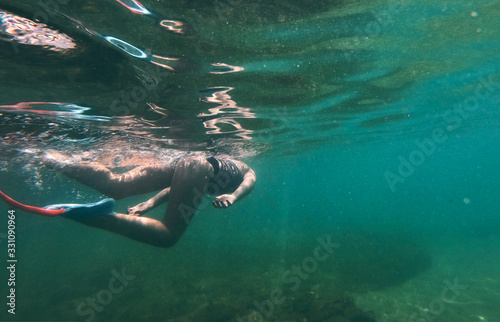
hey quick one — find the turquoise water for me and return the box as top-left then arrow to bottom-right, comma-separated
1,0 -> 500,321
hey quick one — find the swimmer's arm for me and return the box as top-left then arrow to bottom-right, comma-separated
128,187 -> 170,216
233,169 -> 256,202
213,169 -> 256,208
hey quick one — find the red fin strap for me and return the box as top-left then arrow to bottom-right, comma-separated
0,190 -> 66,217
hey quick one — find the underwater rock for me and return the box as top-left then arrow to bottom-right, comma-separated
332,230 -> 432,291
289,290 -> 376,322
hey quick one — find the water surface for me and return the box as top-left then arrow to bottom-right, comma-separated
1,0 -> 500,321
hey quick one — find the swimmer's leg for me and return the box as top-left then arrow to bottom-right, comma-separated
68,156 -> 213,247
43,153 -> 175,199
161,156 -> 213,242
77,213 -> 178,248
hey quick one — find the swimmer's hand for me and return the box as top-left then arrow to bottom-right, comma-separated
212,194 -> 236,209
127,187 -> 170,216
127,202 -> 151,216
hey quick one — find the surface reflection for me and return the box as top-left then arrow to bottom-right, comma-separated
0,102 -> 110,122
150,54 -> 181,71
101,35 -> 184,71
103,36 -> 148,59
159,19 -> 188,34
115,0 -> 192,35
57,12 -> 183,71
0,10 -> 75,52
210,63 -> 245,74
199,87 -> 255,140
116,0 -> 152,15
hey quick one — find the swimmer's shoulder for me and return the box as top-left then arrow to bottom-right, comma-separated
231,159 -> 254,176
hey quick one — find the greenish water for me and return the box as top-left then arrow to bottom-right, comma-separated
1,0 -> 500,321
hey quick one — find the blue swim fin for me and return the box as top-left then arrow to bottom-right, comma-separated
45,198 -> 116,220
1,190 -> 115,219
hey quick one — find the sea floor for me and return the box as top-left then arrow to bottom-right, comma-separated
354,235 -> 500,322
1,195 -> 499,322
